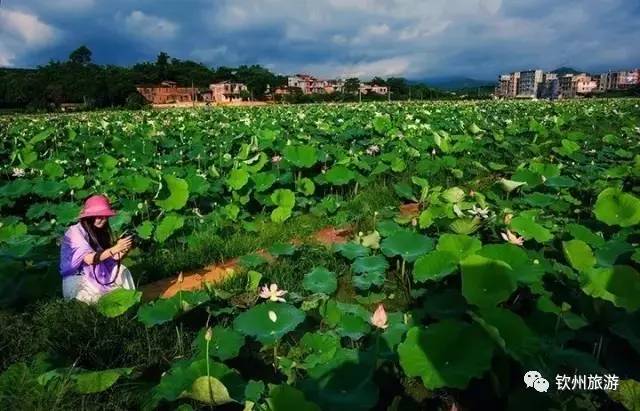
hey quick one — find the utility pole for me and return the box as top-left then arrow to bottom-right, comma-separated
358,87 -> 361,103
388,87 -> 391,102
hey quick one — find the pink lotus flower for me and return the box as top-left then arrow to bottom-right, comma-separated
271,155 -> 282,164
371,304 -> 389,329
259,283 -> 287,302
501,230 -> 524,246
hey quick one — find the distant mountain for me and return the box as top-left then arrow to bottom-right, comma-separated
551,67 -> 582,75
412,76 -> 496,91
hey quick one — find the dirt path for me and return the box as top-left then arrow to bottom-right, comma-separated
141,226 -> 353,301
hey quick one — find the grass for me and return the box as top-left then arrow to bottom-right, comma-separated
134,180 -> 400,285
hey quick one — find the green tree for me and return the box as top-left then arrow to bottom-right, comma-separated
69,46 -> 92,66
344,77 -> 360,94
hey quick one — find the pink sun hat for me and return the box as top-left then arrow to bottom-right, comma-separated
79,195 -> 117,219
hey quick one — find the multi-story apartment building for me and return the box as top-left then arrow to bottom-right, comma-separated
495,72 -> 520,98
573,73 -> 598,95
558,74 -> 575,98
517,70 -> 544,98
538,73 -> 559,100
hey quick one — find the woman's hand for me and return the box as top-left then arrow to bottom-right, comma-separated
111,236 -> 133,255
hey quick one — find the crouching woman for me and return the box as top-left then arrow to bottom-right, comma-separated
59,195 -> 136,304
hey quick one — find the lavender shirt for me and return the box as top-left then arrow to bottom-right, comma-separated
59,222 -> 117,285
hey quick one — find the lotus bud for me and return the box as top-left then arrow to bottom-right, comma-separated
177,272 -> 184,284
371,304 -> 389,329
504,213 -> 513,225
205,327 -> 213,342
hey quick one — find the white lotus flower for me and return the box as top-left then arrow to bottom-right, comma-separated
468,205 -> 490,220
259,283 -> 287,302
12,167 -> 25,177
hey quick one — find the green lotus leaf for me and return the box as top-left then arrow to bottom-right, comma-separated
449,218 -> 480,235
267,384 -> 320,411
303,267 -> 337,294
297,177 -> 316,196
373,115 -> 392,133
611,313 -> 640,355
238,253 -> 268,269
360,230 -> 381,249
121,175 -> 152,193
73,368 -> 133,394
155,175 -> 189,211
596,239 -> 635,267
394,182 -> 416,201
51,202 -> 81,224
34,180 -> 67,198
136,220 -> 154,239
566,223 -> 605,248
336,314 -> 370,339
352,270 -> 386,290
300,348 -> 378,411
461,254 -> 516,307
284,145 -> 317,168
233,302 -> 305,344
545,175 -> 577,188
193,326 -> 245,361
268,243 -> 297,256
441,187 -> 465,203
581,265 -> 640,312
607,379 -> 640,411
43,161 -> 64,178
252,172 -> 277,192
477,244 -> 543,285
351,255 -> 389,274
0,222 -> 27,243
154,214 -> 185,242
187,376 -> 233,405
244,380 -> 265,402
376,220 -> 403,237
594,188 -> 640,227
413,250 -> 458,282
563,240 -> 596,273
510,215 -> 553,243
498,178 -> 526,193
381,231 -> 434,262
436,233 -> 482,262
325,165 -> 356,185
137,297 -> 180,327
184,174 -> 209,195
96,154 -> 118,169
473,307 -> 540,364
271,206 -> 292,223
423,289 -> 469,320
227,168 -> 249,190
152,359 -> 245,405
299,332 -> 340,368
271,189 -> 295,208
96,288 -> 141,318
334,242 -> 370,260
398,321 -> 494,389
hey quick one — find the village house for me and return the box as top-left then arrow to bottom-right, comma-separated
359,83 -> 389,95
209,81 -> 248,103
136,81 -> 196,104
288,74 -> 330,94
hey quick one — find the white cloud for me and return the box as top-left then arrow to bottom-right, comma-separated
301,56 -> 414,79
0,9 -> 58,66
124,11 -> 178,40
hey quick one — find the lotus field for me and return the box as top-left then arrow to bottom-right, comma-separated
1,100 -> 640,410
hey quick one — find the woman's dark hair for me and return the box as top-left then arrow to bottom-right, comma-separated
80,217 -> 114,252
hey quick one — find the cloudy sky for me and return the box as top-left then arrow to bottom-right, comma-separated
1,0 -> 638,80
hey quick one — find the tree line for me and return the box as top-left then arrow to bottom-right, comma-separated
0,46 -> 456,111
